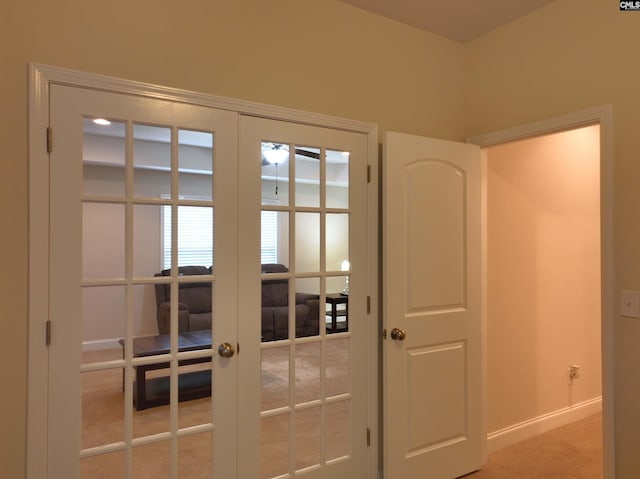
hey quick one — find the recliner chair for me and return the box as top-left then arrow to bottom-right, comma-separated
154,266 -> 212,335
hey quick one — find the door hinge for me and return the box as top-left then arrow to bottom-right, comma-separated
367,164 -> 371,183
366,427 -> 371,446
45,320 -> 51,346
366,295 -> 371,314
46,127 -> 53,153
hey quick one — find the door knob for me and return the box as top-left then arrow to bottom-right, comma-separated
218,342 -> 235,358
390,328 -> 406,341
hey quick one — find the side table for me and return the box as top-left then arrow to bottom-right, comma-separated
325,293 -> 348,333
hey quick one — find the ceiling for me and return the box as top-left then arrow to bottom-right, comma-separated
340,0 -> 555,43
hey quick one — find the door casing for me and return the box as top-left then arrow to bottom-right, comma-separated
27,63 -> 380,478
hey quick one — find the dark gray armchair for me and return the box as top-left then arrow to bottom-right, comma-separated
154,266 -> 212,335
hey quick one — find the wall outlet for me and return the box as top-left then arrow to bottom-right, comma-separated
620,290 -> 640,318
569,365 -> 580,382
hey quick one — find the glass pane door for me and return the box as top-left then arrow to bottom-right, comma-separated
238,117 -> 369,479
48,85 -> 238,478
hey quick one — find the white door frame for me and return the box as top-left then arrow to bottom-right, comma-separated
468,105 -> 615,479
27,63 -> 379,478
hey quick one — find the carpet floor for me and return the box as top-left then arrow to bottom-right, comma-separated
80,338 -> 350,478
81,343 -> 602,478
462,413 -> 603,479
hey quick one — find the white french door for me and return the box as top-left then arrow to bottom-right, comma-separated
48,84 -> 239,478
42,82 -> 371,478
238,116 -> 370,478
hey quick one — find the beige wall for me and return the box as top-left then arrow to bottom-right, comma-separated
4,0 -> 640,476
486,125 -> 601,432
465,0 -> 640,475
0,1 -> 465,476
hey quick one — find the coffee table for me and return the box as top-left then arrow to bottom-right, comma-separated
120,330 -> 213,410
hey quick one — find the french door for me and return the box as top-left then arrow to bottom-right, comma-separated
43,83 -> 370,478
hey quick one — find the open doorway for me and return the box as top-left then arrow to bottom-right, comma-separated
481,125 -> 602,476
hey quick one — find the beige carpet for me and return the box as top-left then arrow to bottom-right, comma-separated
462,413 -> 603,479
82,344 -> 601,478
81,339 -> 350,478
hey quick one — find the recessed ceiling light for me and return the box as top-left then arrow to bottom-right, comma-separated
93,118 -> 111,126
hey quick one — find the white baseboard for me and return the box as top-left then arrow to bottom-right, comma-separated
82,338 -> 123,351
487,397 -> 602,453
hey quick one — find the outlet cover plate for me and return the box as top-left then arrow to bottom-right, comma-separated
621,290 -> 640,318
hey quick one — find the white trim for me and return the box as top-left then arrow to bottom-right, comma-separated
27,62 -> 53,479
468,104 -> 615,479
30,63 -> 376,135
366,129 -> 380,479
27,63 -> 379,478
487,397 -> 603,453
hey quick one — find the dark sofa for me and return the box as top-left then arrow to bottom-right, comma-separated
154,264 -> 319,341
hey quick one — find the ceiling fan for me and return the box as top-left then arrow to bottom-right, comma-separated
261,142 -> 320,166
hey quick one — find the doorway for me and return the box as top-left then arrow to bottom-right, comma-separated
469,106 -> 614,477
485,125 -> 602,445
28,66 -> 378,479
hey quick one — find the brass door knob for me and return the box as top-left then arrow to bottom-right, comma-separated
218,342 -> 235,358
390,328 -> 406,341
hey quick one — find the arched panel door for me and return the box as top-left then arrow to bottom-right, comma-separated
384,132 -> 486,479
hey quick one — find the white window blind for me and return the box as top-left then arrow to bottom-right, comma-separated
162,206 -> 278,269
261,210 -> 278,264
162,206 -> 214,269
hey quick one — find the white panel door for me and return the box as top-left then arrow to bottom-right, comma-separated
383,132 -> 486,478
48,84 -> 238,478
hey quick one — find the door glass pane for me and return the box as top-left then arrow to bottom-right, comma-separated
261,414 -> 289,479
325,400 -> 350,461
134,124 -> 171,198
81,450 -> 125,479
295,407 -> 321,471
82,286 -> 125,366
81,368 -> 124,449
83,119 -> 125,197
177,206 -> 214,269
261,141 -> 289,206
325,292 -> 349,334
295,341 -> 320,402
295,145 -> 320,207
326,338 -> 350,397
178,129 -> 214,201
325,213 -> 349,272
179,431 -> 213,478
133,441 -> 171,478
83,203 -> 125,280
295,277 -> 320,339
134,204 -> 164,278
326,149 -> 349,209
295,212 -> 320,273
262,345 -> 290,410
261,211 -> 288,268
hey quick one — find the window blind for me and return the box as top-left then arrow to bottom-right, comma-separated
162,206 -> 278,269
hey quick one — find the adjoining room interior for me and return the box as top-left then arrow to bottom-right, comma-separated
79,118 -> 353,478
481,124 -> 603,476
